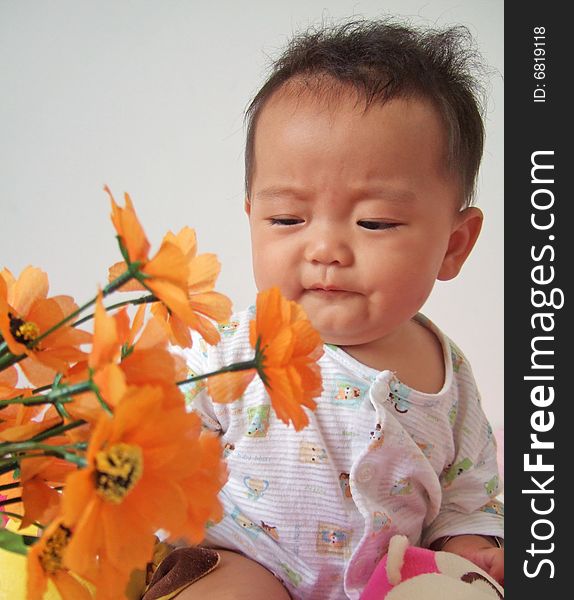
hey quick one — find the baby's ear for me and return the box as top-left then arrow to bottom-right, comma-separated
437,207 -> 483,281
244,197 -> 252,216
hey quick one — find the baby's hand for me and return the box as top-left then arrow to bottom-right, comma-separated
440,535 -> 504,585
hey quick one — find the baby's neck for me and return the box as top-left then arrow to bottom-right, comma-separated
339,318 -> 446,394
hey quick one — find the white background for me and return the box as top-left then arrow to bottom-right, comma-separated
0,0 -> 503,428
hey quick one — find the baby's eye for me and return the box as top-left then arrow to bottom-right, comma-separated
357,220 -> 399,231
269,217 -> 304,226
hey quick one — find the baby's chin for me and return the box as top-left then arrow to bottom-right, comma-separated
314,327 -> 384,348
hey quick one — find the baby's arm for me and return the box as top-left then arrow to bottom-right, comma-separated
422,349 -> 504,583
432,534 -> 504,584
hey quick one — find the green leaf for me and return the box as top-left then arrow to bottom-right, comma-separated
0,527 -> 38,556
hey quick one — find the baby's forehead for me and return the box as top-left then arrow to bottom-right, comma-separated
251,85 -> 462,208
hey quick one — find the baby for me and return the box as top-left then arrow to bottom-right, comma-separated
173,19 -> 503,600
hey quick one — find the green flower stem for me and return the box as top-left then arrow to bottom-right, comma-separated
0,496 -> 23,508
0,440 -> 86,455
0,379 -> 92,410
0,395 -> 73,409
0,449 -> 87,469
72,293 -> 158,328
176,359 -> 258,387
0,510 -> 44,529
0,462 -> 18,475
0,351 -> 23,372
31,419 -> 87,443
1,510 -> 22,520
0,482 -> 20,492
92,384 -> 113,416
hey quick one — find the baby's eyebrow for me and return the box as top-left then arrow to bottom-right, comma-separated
354,185 -> 416,203
254,186 -> 308,202
254,184 -> 416,204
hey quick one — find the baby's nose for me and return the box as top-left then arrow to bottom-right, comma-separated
304,231 -> 353,266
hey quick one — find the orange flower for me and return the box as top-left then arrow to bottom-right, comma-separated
208,287 -> 323,430
61,385 -> 225,592
251,287 -> 323,430
178,430 -> 227,542
0,267 -> 91,386
151,227 -> 232,347
105,187 -> 205,332
86,297 -> 188,409
27,517 -> 93,600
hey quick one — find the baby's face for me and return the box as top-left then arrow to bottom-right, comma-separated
246,89 -> 464,347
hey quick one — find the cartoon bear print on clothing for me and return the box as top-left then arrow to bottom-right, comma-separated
443,458 -> 473,488
244,476 -> 269,500
223,442 -> 235,458
448,400 -> 458,427
279,562 -> 302,587
372,511 -> 392,532
245,405 -> 271,438
369,423 -> 384,450
230,507 -> 263,540
332,380 -> 367,408
388,380 -> 412,414
484,475 -> 500,497
316,522 -> 352,556
339,472 -> 353,499
217,320 -> 240,336
450,342 -> 465,373
299,441 -> 328,464
413,437 -> 434,459
260,521 -> 280,541
481,499 -> 504,516
183,369 -> 206,406
390,477 -> 413,496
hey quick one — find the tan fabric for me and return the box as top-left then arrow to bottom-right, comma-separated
141,546 -> 221,600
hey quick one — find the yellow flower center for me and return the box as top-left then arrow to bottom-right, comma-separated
95,443 -> 143,504
9,313 -> 40,344
39,524 -> 71,575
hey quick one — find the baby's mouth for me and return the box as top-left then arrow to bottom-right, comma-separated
306,286 -> 355,297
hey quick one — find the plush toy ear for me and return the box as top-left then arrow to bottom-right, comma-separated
360,535 -> 504,599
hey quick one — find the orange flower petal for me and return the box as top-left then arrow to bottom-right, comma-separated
163,227 -> 197,260
146,279 -> 196,325
89,295 -> 129,370
151,307 -> 193,348
19,357 -> 58,387
188,291 -> 232,323
207,370 -> 256,404
11,265 -> 49,315
52,571 -> 93,600
0,416 -> 62,442
20,477 -> 61,528
61,469 -> 98,526
144,241 -> 189,287
186,253 -> 221,293
0,364 -> 18,388
93,363 -> 127,408
106,186 -> 150,263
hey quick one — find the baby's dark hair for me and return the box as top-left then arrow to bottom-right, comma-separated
244,19 -> 487,208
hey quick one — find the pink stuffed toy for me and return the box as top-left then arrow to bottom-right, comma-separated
360,535 -> 503,599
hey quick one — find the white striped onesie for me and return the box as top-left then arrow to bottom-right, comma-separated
178,307 -> 504,599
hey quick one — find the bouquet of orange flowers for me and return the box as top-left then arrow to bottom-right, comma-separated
0,187 -> 323,599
